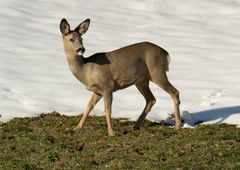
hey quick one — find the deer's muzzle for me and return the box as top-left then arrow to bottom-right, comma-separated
77,47 -> 85,55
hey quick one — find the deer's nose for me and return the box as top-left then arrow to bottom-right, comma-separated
77,47 -> 85,53
81,47 -> 85,52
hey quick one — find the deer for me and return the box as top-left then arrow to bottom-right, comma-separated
60,18 -> 181,136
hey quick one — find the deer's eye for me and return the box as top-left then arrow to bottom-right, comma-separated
70,38 -> 74,41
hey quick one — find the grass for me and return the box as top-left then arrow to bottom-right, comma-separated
0,112 -> 240,169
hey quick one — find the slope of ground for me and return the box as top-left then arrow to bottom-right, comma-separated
0,113 -> 240,169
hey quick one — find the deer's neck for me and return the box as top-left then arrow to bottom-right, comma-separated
66,54 -> 86,84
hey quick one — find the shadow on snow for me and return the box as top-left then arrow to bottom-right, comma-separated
182,106 -> 240,126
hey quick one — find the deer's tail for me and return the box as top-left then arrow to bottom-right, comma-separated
166,53 -> 170,72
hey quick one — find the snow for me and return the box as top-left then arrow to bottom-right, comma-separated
0,0 -> 240,128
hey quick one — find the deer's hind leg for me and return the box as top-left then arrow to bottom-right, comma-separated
151,71 -> 181,130
133,80 -> 156,130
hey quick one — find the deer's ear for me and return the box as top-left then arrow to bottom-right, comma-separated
75,18 -> 90,36
60,18 -> 70,35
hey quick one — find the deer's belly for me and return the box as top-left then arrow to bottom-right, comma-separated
113,73 -> 146,91
85,72 -> 147,94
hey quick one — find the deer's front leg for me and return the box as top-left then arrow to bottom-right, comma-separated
74,92 -> 102,130
103,91 -> 114,136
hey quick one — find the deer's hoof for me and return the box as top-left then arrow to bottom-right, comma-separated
175,122 -> 182,130
73,126 -> 82,131
133,125 -> 140,130
108,130 -> 115,136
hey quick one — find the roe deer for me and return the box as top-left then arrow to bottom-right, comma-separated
60,18 -> 181,136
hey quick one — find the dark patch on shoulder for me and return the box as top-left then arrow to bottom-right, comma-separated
83,53 -> 110,65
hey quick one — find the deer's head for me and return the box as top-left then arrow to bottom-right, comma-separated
60,18 -> 90,56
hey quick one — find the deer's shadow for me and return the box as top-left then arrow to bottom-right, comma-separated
182,106 -> 240,126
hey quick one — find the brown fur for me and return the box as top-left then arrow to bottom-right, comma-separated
60,18 -> 181,136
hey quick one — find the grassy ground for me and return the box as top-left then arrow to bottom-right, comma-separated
0,112 -> 240,170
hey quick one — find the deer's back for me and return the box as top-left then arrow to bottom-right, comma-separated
83,42 -> 169,93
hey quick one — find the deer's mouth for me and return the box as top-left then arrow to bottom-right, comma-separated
77,47 -> 85,55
